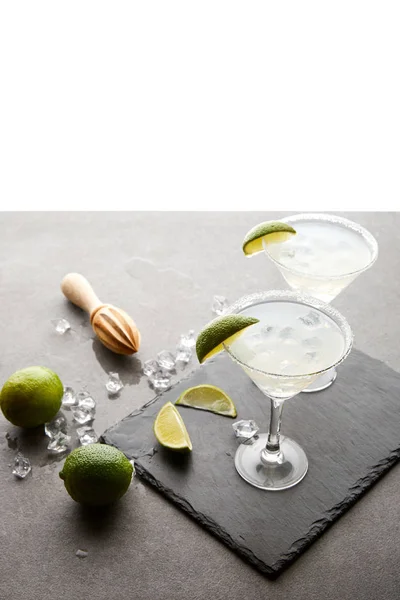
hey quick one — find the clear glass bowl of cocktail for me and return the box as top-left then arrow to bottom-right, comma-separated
223,290 -> 353,491
262,214 -> 378,391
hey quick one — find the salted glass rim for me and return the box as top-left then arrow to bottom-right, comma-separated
222,290 -> 353,379
263,213 -> 379,281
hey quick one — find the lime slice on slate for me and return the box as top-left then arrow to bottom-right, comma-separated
153,402 -> 193,452
176,385 -> 237,418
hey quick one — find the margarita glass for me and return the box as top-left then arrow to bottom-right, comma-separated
224,290 -> 353,491
263,214 -> 378,391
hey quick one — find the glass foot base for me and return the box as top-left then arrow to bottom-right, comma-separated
234,434 -> 308,491
302,367 -> 337,393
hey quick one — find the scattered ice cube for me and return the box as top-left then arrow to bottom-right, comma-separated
61,386 -> 78,409
106,372 -> 124,395
232,420 -> 259,441
71,405 -> 95,425
47,431 -> 71,454
76,425 -> 95,438
279,327 -> 295,340
175,347 -> 192,366
51,318 -> 71,334
76,549 -> 88,559
176,329 -> 195,365
302,337 -> 322,349
143,359 -> 159,377
299,311 -> 321,327
179,330 -> 196,349
149,372 -> 171,391
77,393 -> 96,411
44,414 -> 67,439
212,295 -> 229,316
12,453 -> 32,479
77,426 -> 98,446
157,350 -> 176,371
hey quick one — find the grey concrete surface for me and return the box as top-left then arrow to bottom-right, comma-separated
0,211 -> 399,600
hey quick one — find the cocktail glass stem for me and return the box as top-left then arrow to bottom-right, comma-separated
260,398 -> 284,465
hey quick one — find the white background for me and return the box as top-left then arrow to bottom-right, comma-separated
0,2 -> 399,211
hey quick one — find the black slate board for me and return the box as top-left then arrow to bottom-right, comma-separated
101,349 -> 400,578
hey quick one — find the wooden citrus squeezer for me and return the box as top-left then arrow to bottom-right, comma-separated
61,273 -> 141,355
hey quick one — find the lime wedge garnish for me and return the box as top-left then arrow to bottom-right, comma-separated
176,385 -> 237,418
196,314 -> 259,364
153,402 -> 193,451
242,221 -> 296,256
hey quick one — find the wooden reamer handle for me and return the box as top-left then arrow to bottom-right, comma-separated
61,273 -> 102,315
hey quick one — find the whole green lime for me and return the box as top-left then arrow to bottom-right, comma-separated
0,366 -> 64,428
59,444 -> 133,506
